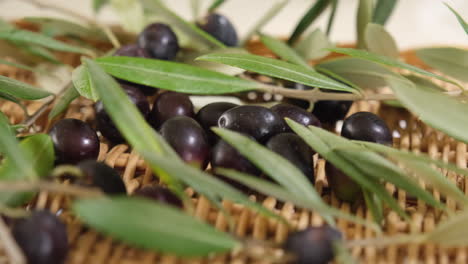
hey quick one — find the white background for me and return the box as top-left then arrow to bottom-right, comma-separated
0,0 -> 467,49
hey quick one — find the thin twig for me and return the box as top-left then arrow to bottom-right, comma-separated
0,181 -> 104,198
346,234 -> 426,248
18,96 -> 55,133
0,218 -> 26,264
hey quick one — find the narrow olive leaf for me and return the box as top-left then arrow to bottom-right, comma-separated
140,151 -> 284,223
295,29 -> 333,61
363,190 -> 384,224
0,133 -> 54,207
316,57 -> 398,89
259,34 -> 311,68
372,0 -> 397,25
24,17 -> 104,40
356,0 -> 373,49
217,168 -> 380,231
286,120 -> 408,219
198,53 -> 356,92
444,3 -> 468,35
213,128 -> 336,224
415,47 -> 468,83
93,0 -> 110,12
0,75 -> 53,100
208,0 -> 227,12
48,84 -> 80,120
328,47 -> 460,87
96,56 -> 259,94
141,0 -> 225,50
364,23 -> 399,58
0,91 -> 21,105
334,241 -> 359,264
0,59 -> 43,74
72,65 -> 99,101
110,0 -> 145,33
404,74 -> 445,91
326,0 -> 338,35
73,197 -> 240,256
288,0 -> 331,45
424,210 -> 468,246
240,0 -> 289,46
179,48 -> 248,76
0,29 -> 94,56
387,76 -> 468,144
21,45 -> 61,64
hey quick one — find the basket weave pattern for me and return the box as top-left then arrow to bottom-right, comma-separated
1,41 -> 467,264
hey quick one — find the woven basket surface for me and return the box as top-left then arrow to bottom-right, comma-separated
1,24 -> 467,264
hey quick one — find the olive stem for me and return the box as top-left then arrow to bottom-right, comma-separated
0,181 -> 104,198
50,165 -> 85,179
18,95 -> 55,133
0,217 -> 27,264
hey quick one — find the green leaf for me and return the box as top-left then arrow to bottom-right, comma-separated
260,34 -> 310,68
21,45 -> 61,64
288,0 -> 331,45
208,0 -> 227,12
415,47 -> 468,82
213,128 -> 335,224
326,0 -> 338,35
110,0 -> 145,33
48,84 -> 80,120
179,48 -> 248,76
72,65 -> 99,101
316,57 -> 398,89
93,0 -> 110,12
372,0 -> 398,25
240,0 -> 289,46
295,29 -> 333,61
425,210 -> 468,246
96,56 -> 259,95
328,47 -> 460,87
363,190 -> 383,224
0,75 -> 53,100
198,53 -> 356,92
386,76 -> 468,145
444,3 -> 468,35
0,29 -> 94,56
0,59 -> 43,74
356,0 -> 373,49
365,23 -> 399,58
141,0 -> 225,50
73,196 -> 239,256
24,17 -> 104,40
190,0 -> 201,20
0,133 -> 54,206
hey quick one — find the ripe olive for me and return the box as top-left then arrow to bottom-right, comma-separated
77,160 -> 127,194
138,23 -> 179,60
196,102 -> 238,143
149,92 -> 195,129
341,111 -> 392,145
271,103 -> 321,131
197,13 -> 238,46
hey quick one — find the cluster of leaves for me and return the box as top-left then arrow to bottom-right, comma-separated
1,0 -> 468,259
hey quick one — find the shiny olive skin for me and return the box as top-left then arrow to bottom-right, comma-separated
197,13 -> 238,46
113,44 -> 150,58
211,139 -> 260,176
133,186 -> 183,208
137,23 -> 179,60
271,103 -> 321,131
159,116 -> 210,169
196,102 -> 238,143
325,162 -> 362,202
77,160 -> 127,194
95,84 -> 150,144
284,226 -> 342,264
49,119 -> 99,164
266,133 -> 315,182
341,112 -> 392,145
312,100 -> 353,125
149,92 -> 195,129
12,211 -> 68,264
218,105 -> 285,142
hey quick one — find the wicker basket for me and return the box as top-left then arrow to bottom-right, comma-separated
1,23 -> 467,264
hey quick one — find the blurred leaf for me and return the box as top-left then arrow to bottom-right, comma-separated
93,0 -> 110,12
48,84 -> 80,120
372,0 -> 398,25
326,0 -> 338,35
20,45 -> 61,64
24,17 -> 104,40
208,0 -> 227,12
356,0 -> 373,49
190,0 -> 201,20
295,29 -> 333,61
0,132 -> 54,207
0,29 -> 94,56
198,53 -> 356,92
72,65 -> 99,101
425,210 -> 468,246
240,0 -> 290,45
444,3 -> 468,35
328,47 -> 460,87
260,34 -> 310,67
365,23 -> 399,58
74,196 -> 239,256
141,0 -> 225,50
110,0 -> 145,33
0,75 -> 53,100
416,47 -> 468,82
363,190 -> 383,224
387,76 -> 468,145
288,0 -> 331,45
96,56 -> 259,94
0,59 -> 43,74
179,48 -> 247,76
